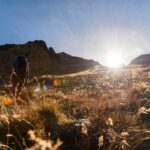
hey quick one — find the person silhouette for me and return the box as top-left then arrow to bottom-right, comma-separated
10,53 -> 29,97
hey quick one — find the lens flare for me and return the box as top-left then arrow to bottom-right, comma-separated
34,87 -> 41,92
43,84 -> 49,92
53,79 -> 61,87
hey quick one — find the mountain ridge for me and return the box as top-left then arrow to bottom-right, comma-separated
0,40 -> 100,79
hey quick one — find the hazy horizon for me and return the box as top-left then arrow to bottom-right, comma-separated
0,0 -> 150,66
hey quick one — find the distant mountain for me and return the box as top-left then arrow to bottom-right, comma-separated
0,40 -> 100,79
130,54 -> 150,65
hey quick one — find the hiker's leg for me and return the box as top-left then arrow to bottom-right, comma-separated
16,69 -> 26,97
16,77 -> 24,97
10,73 -> 18,96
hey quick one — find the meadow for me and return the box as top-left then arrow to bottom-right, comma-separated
0,65 -> 149,150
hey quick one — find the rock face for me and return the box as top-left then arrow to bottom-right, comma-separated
130,54 -> 150,65
0,40 -> 100,80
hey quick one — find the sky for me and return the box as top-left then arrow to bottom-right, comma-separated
0,0 -> 150,66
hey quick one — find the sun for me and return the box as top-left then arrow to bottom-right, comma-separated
105,52 -> 123,68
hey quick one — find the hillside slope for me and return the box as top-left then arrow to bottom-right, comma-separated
130,54 -> 150,65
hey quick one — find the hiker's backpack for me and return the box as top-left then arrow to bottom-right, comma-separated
14,56 -> 26,70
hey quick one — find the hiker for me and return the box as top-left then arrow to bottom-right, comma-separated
10,53 -> 29,97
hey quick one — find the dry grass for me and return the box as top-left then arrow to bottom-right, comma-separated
0,65 -> 150,150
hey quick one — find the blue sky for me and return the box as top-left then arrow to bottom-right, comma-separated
0,0 -> 150,65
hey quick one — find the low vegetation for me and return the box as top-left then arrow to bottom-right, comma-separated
0,65 -> 150,150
